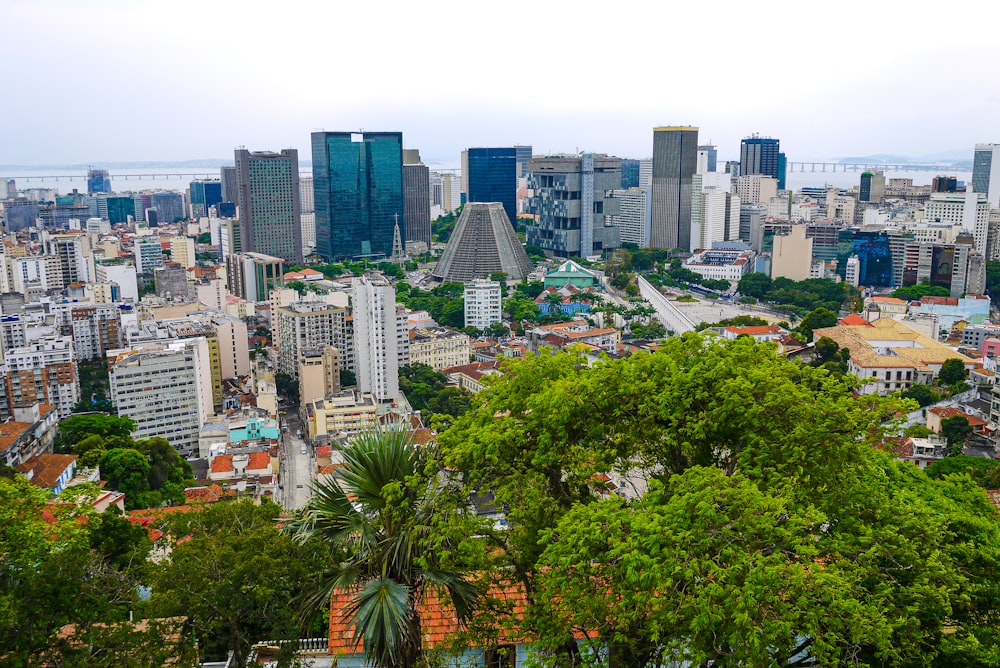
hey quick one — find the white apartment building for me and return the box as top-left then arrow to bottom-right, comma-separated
691,176 -> 740,252
134,236 -> 164,275
352,273 -> 400,402
464,279 -> 502,330
2,335 -> 80,419
408,327 -> 471,371
94,263 -> 139,303
109,339 -> 213,457
47,234 -> 91,285
682,248 -> 753,283
736,175 -> 779,206
924,192 -> 990,257
12,256 -> 64,294
607,188 -> 651,247
275,300 -> 352,378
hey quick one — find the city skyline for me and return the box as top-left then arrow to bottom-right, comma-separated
2,1 -> 998,166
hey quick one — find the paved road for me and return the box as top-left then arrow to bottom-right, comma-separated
279,409 -> 314,511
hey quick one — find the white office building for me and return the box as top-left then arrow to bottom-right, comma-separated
924,192 -> 990,257
607,188 -> 651,247
108,339 -> 214,457
134,236 -> 164,274
352,273 -> 400,402
464,279 -> 503,330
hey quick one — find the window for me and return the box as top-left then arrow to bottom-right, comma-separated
485,645 -> 516,668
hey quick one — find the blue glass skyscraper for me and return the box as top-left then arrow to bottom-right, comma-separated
467,147 -> 517,225
740,135 -> 782,187
312,132 -> 404,261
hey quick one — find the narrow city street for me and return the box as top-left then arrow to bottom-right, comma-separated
279,408 -> 314,511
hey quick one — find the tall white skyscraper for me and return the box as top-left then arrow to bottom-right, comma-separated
351,273 -> 400,402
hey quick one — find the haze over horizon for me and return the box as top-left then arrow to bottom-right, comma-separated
3,0 -> 998,167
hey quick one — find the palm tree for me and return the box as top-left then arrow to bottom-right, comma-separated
287,427 -> 478,668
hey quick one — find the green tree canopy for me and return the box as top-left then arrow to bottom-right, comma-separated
54,413 -> 137,453
145,500 -> 326,667
797,306 -> 839,342
429,335 -> 1000,665
939,358 -> 969,386
941,415 -> 973,455
891,281 -> 952,301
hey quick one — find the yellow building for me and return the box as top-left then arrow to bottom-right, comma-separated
298,346 -> 341,408
408,327 -> 471,371
306,390 -> 378,440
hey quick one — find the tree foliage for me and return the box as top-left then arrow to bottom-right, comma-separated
145,500 -> 326,668
399,363 -> 473,420
54,413 -> 137,453
939,358 -> 969,386
429,335 -> 1000,665
286,428 -> 478,668
892,281 -> 952,301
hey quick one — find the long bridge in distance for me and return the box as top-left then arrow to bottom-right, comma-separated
785,161 -> 967,174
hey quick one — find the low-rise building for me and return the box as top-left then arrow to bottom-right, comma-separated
16,453 -> 78,495
682,247 -> 753,284
442,360 -> 503,394
527,320 -> 619,354
813,318 -> 976,395
305,389 -> 378,441
408,327 -> 471,371
0,402 -> 57,467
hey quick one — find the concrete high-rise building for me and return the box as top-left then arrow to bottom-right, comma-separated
607,187 -> 651,247
526,153 -> 622,257
650,126 -> 698,250
690,173 -> 740,252
5,179 -> 17,198
514,145 -> 533,179
134,236 -> 164,275
403,151 -> 431,248
1,335 -> 80,420
638,159 -> 653,189
298,346 -> 341,407
698,144 -> 718,173
46,234 -> 91,285
170,235 -> 196,269
189,180 -> 222,218
772,225 -> 813,281
220,165 -> 238,204
736,175 -> 779,206
351,273 -> 400,402
226,252 -> 284,302
925,192 -> 991,257
87,168 -> 111,195
151,191 -> 185,225
467,147 -> 517,226
739,135 -> 782,188
275,300 -> 352,379
109,339 -> 213,457
312,131 -> 404,261
973,143 -> 1000,209
235,148 -> 303,263
441,173 -> 462,213
154,264 -> 189,300
859,171 -> 886,204
299,176 -> 315,214
434,203 -> 534,282
464,279 -> 502,330
932,176 -> 959,193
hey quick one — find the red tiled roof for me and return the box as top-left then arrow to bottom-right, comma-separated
315,445 -> 333,458
247,451 -> 271,471
329,581 -> 529,656
16,454 -> 76,489
837,314 -> 871,326
928,406 -> 987,427
210,454 -> 234,473
724,325 -> 783,336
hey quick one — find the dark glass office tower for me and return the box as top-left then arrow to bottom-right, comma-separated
312,132 -> 404,261
87,168 -> 111,194
466,147 -> 516,224
740,135 -> 780,182
189,179 -> 223,217
650,126 -> 698,250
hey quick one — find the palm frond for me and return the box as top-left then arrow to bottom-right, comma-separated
422,568 -> 481,624
344,577 -> 414,667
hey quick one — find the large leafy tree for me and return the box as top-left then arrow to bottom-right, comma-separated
54,413 -> 137,453
144,500 -> 326,668
432,334 -> 1000,665
0,477 -> 151,663
287,428 -> 478,668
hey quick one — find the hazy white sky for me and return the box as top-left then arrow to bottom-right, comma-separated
3,0 -> 998,166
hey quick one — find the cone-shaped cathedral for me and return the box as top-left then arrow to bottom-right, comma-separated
432,202 -> 534,282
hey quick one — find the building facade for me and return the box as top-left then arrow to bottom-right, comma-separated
467,147 -> 517,226
525,154 -> 622,258
403,158 -> 431,248
973,143 -> 1000,209
650,126 -> 698,250
352,273 -> 400,401
464,279 -> 502,330
235,148 -> 303,263
312,131 -> 404,261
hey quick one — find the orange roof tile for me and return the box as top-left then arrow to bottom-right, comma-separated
247,451 -> 271,470
210,454 -> 234,473
16,454 -> 76,489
